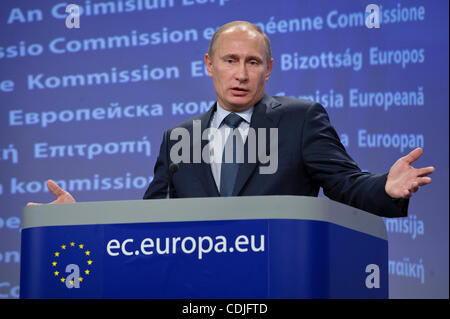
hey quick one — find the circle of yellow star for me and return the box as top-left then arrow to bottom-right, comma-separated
51,241 -> 93,287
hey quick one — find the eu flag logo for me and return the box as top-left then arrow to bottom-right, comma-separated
50,241 -> 94,289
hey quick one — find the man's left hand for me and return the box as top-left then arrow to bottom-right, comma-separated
385,147 -> 435,199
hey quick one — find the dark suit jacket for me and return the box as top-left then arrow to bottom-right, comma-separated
143,95 -> 407,218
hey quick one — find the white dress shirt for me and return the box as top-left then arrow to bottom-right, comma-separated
208,103 -> 254,192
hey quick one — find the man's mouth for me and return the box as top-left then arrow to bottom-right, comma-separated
230,87 -> 249,95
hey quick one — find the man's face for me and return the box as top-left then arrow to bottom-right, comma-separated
205,28 -> 273,112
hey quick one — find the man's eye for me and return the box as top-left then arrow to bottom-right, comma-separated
249,61 -> 259,65
226,59 -> 234,63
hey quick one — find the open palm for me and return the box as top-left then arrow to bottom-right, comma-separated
26,180 -> 75,206
385,148 -> 435,199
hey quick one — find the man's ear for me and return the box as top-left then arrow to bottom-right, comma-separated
265,58 -> 274,81
205,53 -> 213,78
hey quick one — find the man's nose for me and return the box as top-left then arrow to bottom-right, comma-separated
234,62 -> 248,82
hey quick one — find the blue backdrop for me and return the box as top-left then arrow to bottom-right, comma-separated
0,0 -> 448,298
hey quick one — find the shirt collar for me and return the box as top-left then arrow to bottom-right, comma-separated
215,102 -> 254,127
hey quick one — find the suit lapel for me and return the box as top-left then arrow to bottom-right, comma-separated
194,103 -> 220,197
232,95 -> 282,196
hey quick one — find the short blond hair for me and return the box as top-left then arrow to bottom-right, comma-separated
208,21 -> 272,64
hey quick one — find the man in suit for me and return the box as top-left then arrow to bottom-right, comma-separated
29,21 -> 434,218
141,20 -> 434,217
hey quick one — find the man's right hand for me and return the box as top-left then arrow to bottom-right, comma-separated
26,180 -> 76,206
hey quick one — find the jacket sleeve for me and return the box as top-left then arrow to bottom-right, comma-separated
143,130 -> 170,199
301,102 -> 408,218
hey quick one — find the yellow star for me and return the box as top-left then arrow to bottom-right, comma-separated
84,269 -> 90,275
54,252 -> 60,257
70,242 -> 75,247
70,280 -> 74,285
87,260 -> 93,265
52,261 -> 57,267
61,277 -> 65,283
79,244 -> 84,249
61,245 -> 66,250
54,271 -> 59,276
85,250 -> 90,256
79,277 -> 83,282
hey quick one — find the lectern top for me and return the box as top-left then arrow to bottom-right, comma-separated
22,195 -> 387,240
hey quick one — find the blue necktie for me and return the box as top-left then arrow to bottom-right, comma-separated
220,113 -> 244,196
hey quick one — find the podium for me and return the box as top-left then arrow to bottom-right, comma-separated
20,196 -> 388,298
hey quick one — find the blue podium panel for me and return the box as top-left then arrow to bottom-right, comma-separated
20,218 -> 388,298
